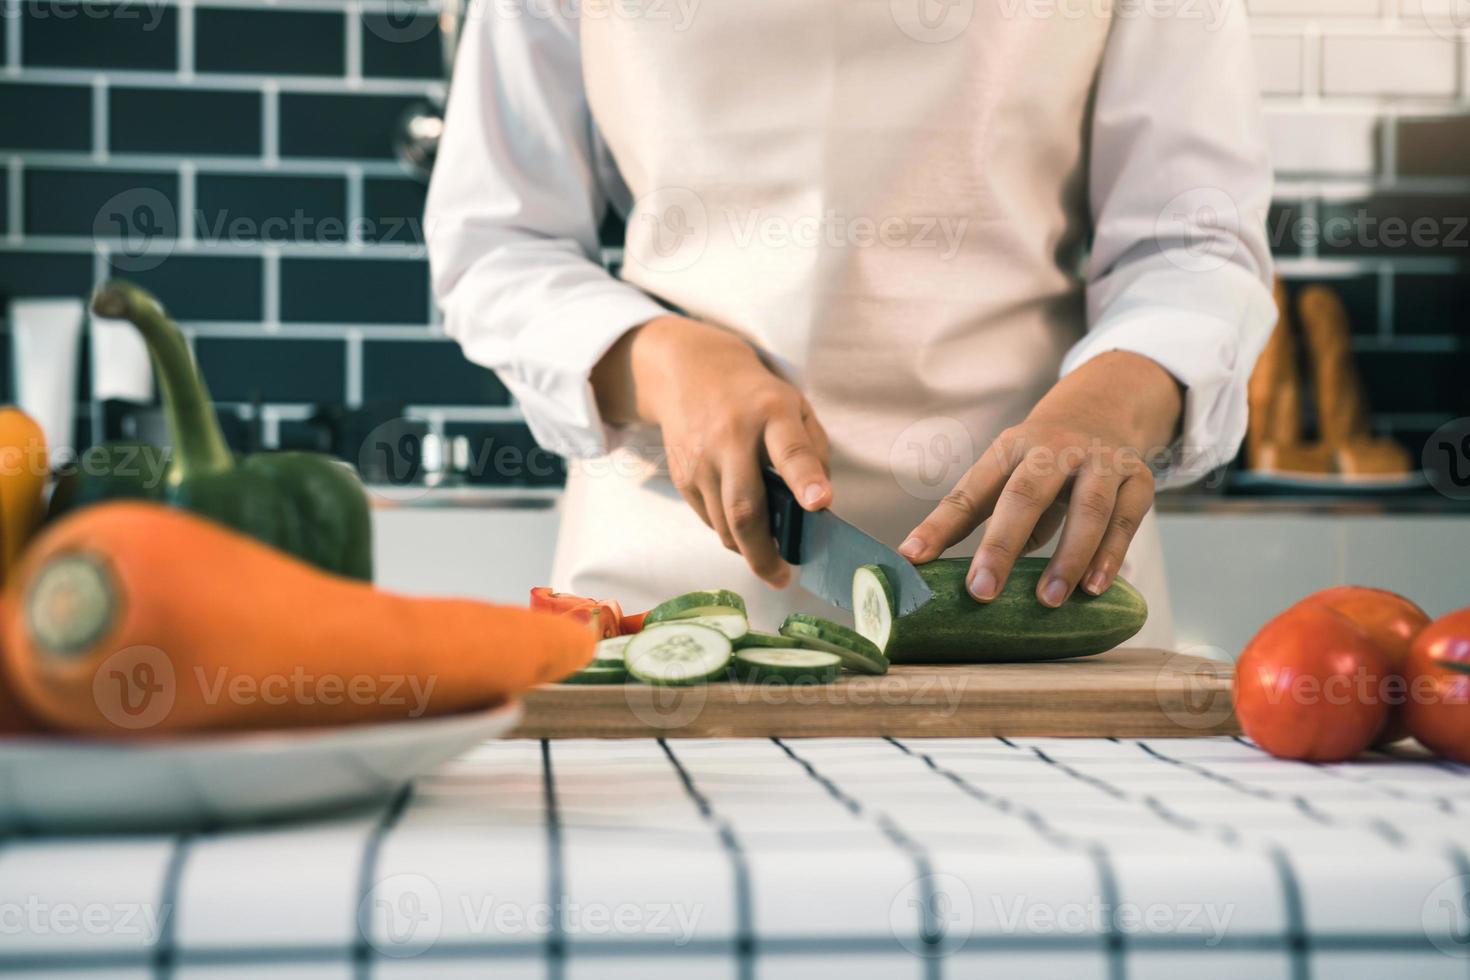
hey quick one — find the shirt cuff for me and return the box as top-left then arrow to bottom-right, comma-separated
509,287 -> 670,459
1065,261 -> 1276,489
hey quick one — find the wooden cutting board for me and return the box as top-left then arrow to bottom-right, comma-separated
510,648 -> 1238,739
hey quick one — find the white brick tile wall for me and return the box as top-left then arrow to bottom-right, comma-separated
1262,108 -> 1382,175
1254,34 -> 1309,95
1320,35 -> 1460,97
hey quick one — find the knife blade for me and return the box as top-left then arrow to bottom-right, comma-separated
762,467 -> 933,615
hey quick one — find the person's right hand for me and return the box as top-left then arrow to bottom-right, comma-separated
595,315 -> 832,587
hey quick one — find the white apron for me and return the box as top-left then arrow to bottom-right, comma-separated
556,0 -> 1176,649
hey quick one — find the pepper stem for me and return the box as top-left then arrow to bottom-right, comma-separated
91,280 -> 234,484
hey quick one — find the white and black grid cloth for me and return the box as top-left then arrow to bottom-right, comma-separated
4,736 -> 1470,978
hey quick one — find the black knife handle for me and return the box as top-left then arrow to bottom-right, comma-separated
762,466 -> 804,564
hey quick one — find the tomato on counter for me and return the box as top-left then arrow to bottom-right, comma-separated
1300,586 -> 1429,744
1233,603 -> 1392,762
1403,609 -> 1470,764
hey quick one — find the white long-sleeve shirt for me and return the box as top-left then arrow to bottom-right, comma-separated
425,0 -> 1276,487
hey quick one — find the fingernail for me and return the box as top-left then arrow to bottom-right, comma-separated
899,536 -> 924,559
1040,576 -> 1068,607
803,484 -> 826,507
969,566 -> 998,601
1083,569 -> 1107,595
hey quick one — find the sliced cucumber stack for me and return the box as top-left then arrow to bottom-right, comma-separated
592,634 -> 633,665
645,589 -> 746,624
674,611 -> 748,640
780,613 -> 889,675
852,564 -> 895,654
625,622 -> 733,686
562,664 -> 630,685
733,630 -> 795,650
733,647 -> 842,684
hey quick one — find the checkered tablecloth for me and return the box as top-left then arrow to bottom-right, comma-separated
5,736 -> 1470,979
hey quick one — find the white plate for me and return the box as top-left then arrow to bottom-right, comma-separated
0,700 -> 522,833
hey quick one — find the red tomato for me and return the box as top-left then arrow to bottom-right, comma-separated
1300,585 -> 1430,744
1233,604 -> 1392,762
1403,609 -> 1470,764
528,588 -> 623,639
529,587 -> 591,613
619,611 -> 648,634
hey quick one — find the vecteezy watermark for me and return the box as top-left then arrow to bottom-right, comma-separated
891,873 -> 976,956
94,187 -> 177,273
889,416 -> 976,502
1418,0 -> 1470,41
92,647 -> 438,731
621,189 -> 972,275
1268,207 -> 1470,255
890,0 -> 975,43
359,873 -> 705,958
0,897 -> 171,943
12,0 -> 172,32
725,208 -> 969,261
361,0 -> 440,44
889,876 -> 1235,956
991,896 -> 1235,945
1155,186 -> 1242,273
1155,646 -> 1235,732
482,0 -> 703,31
997,0 -> 1231,28
1423,875 -> 1470,958
623,186 -> 710,275
93,192 -> 430,271
1424,417 -> 1470,502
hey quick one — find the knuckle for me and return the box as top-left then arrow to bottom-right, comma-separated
1109,511 -> 1141,538
749,388 -> 792,418
979,538 -> 1015,562
1001,476 -> 1047,509
726,498 -> 762,532
940,485 -> 981,517
773,440 -> 817,468
1074,488 -> 1114,522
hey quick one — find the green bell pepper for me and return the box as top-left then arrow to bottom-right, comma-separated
50,280 -> 373,581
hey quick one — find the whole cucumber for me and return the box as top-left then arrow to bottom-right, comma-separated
884,557 -> 1147,663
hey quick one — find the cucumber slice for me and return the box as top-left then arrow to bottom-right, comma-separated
853,564 -> 895,653
780,614 -> 889,675
625,622 -> 733,686
561,664 -> 630,685
592,635 -> 632,665
733,648 -> 842,684
645,590 -> 747,625
676,611 -> 748,640
733,630 -> 793,650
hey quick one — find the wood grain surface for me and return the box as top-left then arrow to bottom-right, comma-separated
510,648 -> 1238,739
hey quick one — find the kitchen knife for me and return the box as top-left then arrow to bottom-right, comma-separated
762,467 -> 933,615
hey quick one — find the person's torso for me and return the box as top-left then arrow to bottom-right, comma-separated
559,1 -> 1178,645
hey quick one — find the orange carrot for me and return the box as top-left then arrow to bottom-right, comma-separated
0,407 -> 48,586
2,502 -> 595,737
0,596 -> 46,735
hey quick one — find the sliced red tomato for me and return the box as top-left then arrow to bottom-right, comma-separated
620,611 -> 648,634
529,587 -> 624,639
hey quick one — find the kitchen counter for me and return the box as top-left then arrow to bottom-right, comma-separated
4,736 -> 1467,977
367,484 -> 1470,515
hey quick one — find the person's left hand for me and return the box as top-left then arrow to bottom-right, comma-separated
897,351 -> 1184,607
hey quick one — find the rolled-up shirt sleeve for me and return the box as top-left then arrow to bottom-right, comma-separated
1065,0 -> 1277,488
425,0 -> 667,459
